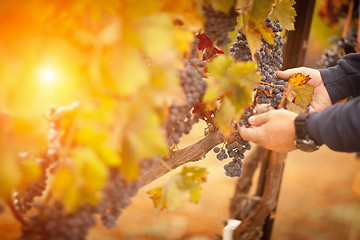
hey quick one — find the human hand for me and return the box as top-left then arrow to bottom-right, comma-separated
238,109 -> 297,153
276,67 -> 332,112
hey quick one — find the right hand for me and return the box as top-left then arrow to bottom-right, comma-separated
276,67 -> 332,112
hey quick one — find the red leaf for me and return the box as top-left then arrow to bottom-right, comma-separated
195,32 -> 224,61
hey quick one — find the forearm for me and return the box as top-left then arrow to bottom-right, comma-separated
307,96 -> 360,152
319,53 -> 360,104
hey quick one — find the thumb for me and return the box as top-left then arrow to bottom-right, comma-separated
248,112 -> 269,126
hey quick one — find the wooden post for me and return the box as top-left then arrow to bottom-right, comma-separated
282,0 -> 316,69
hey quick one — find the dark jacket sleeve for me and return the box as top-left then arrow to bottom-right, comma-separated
307,53 -> 360,152
307,97 -> 360,152
319,53 -> 360,103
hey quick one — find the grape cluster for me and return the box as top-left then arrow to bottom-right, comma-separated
165,39 -> 206,146
21,202 -> 96,240
97,168 -> 140,228
13,154 -> 48,214
214,136 -> 251,178
230,30 -> 252,61
13,104 -> 80,215
203,5 -> 238,46
318,27 -> 357,68
254,18 -> 286,109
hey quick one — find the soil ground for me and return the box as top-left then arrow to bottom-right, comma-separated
1,122 -> 360,240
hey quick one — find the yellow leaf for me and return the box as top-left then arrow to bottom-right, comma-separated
250,0 -> 277,20
72,148 -> 108,194
289,73 -> 311,86
19,158 -> 42,182
98,146 -> 121,166
53,168 -> 76,193
270,0 -> 296,31
243,17 -> 274,56
160,0 -> 203,30
134,15 -> 176,58
106,46 -> 150,97
0,155 -> 20,198
294,84 -> 313,109
204,0 -> 236,13
279,73 -> 313,112
148,186 -> 166,209
286,101 -> 306,114
148,166 -> 208,212
214,97 -> 236,136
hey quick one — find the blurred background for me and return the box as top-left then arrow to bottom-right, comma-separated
1,1 -> 360,240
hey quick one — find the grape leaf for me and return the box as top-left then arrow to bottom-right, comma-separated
278,73 -> 313,112
214,97 -> 236,136
160,0 -> 203,30
204,0 -> 236,13
196,32 -> 224,61
52,147 -> 108,212
270,0 -> 296,31
250,0 -> 277,20
205,55 -> 260,134
148,166 -> 208,211
242,16 -> 275,57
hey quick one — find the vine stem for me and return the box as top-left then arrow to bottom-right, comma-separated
140,129 -> 224,186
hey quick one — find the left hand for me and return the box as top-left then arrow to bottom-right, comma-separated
238,109 -> 298,153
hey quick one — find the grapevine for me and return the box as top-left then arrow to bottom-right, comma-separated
0,1 -> 297,239
213,18 -> 286,178
318,27 -> 358,68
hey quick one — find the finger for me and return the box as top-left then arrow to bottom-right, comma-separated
238,125 -> 263,143
248,112 -> 269,126
276,68 -> 303,80
267,105 -> 275,111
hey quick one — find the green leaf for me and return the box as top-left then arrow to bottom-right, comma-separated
148,166 -> 208,211
270,0 -> 296,31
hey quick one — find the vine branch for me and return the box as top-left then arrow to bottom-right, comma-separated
140,129 -> 224,186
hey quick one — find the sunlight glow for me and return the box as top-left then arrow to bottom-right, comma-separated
38,67 -> 58,85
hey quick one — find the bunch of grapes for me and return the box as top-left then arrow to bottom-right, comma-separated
165,39 -> 206,146
254,18 -> 286,109
318,27 -> 357,68
13,163 -> 47,214
213,107 -> 253,178
203,5 -> 238,46
21,202 -> 96,240
97,167 -> 141,228
214,137 -> 251,178
214,18 -> 287,178
230,30 -> 252,61
13,104 -> 75,214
